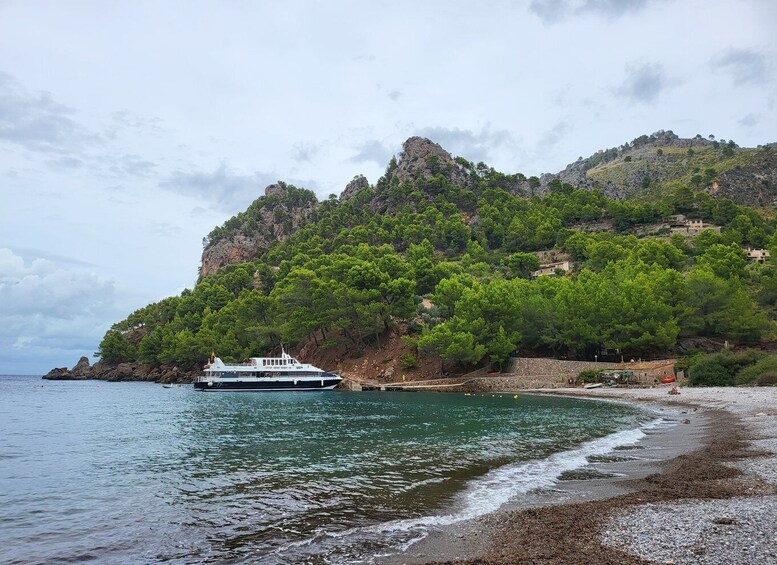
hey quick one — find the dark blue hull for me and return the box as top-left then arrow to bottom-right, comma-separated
194,378 -> 341,392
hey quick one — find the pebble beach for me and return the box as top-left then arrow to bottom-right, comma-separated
392,386 -> 777,565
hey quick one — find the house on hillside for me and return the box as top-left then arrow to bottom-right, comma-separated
668,216 -> 721,235
746,248 -> 770,262
532,261 -> 571,278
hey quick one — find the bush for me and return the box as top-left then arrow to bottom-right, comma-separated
736,356 -> 777,385
401,352 -> 419,369
688,349 -> 767,386
754,372 -> 777,386
578,370 -> 599,384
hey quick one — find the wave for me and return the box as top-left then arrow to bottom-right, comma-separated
273,417 -> 670,561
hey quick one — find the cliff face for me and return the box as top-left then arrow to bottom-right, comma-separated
711,146 -> 777,205
199,183 -> 319,277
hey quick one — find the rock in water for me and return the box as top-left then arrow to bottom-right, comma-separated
71,356 -> 93,379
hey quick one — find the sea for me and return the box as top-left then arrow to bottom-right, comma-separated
1,375 -> 664,564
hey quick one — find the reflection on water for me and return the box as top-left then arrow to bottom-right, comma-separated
0,376 -> 647,563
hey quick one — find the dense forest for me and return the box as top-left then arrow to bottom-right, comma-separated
98,137 -> 777,374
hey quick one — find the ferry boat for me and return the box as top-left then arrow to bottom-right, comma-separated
194,350 -> 342,392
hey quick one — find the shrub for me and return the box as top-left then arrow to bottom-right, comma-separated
688,349 -> 767,386
401,352 -> 419,369
736,356 -> 777,385
688,355 -> 736,386
578,370 -> 599,384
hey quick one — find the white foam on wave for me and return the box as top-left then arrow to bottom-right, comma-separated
273,418 -> 667,561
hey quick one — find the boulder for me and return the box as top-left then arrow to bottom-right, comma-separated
71,356 -> 93,379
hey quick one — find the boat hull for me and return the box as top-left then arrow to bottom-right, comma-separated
194,378 -> 342,392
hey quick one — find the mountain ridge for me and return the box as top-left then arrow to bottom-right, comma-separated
199,131 -> 777,277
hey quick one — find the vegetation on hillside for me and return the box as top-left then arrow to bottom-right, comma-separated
99,145 -> 777,372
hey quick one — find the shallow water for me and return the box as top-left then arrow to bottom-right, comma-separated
0,376 -> 653,564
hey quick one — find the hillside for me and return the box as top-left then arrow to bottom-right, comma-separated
543,130 -> 777,203
48,131 -> 777,383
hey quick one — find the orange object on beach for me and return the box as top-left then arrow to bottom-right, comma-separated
660,376 -> 676,384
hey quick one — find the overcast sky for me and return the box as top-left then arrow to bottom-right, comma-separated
1,0 -> 776,374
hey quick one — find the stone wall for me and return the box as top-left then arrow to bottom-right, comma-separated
504,357 -> 618,386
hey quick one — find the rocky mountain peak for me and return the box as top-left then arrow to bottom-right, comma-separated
390,136 -> 470,187
340,175 -> 369,201
264,183 -> 286,197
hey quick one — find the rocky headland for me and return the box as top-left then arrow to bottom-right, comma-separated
43,356 -> 197,383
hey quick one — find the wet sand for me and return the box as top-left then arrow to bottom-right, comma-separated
386,387 -> 777,564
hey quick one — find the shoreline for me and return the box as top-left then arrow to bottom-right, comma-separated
386,387 -> 777,564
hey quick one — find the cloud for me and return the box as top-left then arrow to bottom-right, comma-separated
711,49 -> 769,85
161,164 -> 320,210
0,248 -> 115,319
350,139 -> 396,166
161,164 -> 276,209
387,90 -> 402,101
108,153 -> 157,176
538,120 -> 571,149
109,110 -> 164,137
738,113 -> 758,128
292,142 -> 320,162
614,62 -> 669,104
8,246 -> 97,268
0,248 -> 123,372
415,125 -> 512,162
529,0 -> 651,24
0,71 -> 97,153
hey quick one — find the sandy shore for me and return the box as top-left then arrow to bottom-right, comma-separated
387,386 -> 777,565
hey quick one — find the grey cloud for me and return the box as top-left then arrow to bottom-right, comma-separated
0,248 -> 116,321
615,63 -> 669,104
161,164 -> 276,209
109,110 -> 164,137
108,153 -> 157,176
350,140 -> 395,166
388,90 -> 402,101
292,142 -> 320,162
0,71 -> 97,153
539,121 -> 571,148
711,49 -> 769,85
738,113 -> 758,128
530,0 -> 650,24
415,125 -> 511,162
8,246 -> 97,268
161,164 -> 318,210
46,156 -> 84,170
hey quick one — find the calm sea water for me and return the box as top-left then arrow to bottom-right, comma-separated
1,375 -> 655,564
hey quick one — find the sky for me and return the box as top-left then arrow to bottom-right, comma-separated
1,0 -> 776,374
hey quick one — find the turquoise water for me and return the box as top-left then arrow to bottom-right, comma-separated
1,375 -> 654,564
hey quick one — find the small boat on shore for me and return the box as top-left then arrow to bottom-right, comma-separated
194,350 -> 342,392
583,383 -> 603,389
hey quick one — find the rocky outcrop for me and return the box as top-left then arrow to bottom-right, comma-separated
42,366 -> 75,380
340,175 -> 369,201
43,356 -> 93,380
43,358 -> 198,383
391,137 -> 471,188
711,147 -> 777,206
199,183 -> 319,277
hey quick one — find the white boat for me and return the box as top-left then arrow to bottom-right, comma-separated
583,382 -> 603,389
162,383 -> 180,388
194,350 -> 342,392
